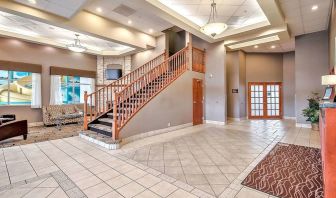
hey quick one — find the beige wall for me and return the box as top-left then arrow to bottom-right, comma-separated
283,52 -> 296,118
120,71 -> 204,138
131,35 -> 166,69
246,53 -> 283,83
226,51 -> 246,119
0,37 -> 97,123
295,31 -> 329,123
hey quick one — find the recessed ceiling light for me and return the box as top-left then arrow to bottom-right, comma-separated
28,0 -> 36,4
271,45 -> 276,49
96,7 -> 102,13
149,29 -> 153,33
128,20 -> 132,24
312,5 -> 318,11
254,45 -> 259,49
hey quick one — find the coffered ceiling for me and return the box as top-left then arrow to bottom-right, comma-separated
84,0 -> 173,36
157,0 -> 268,34
279,0 -> 332,37
14,0 -> 88,18
0,10 -> 135,55
0,0 -> 332,54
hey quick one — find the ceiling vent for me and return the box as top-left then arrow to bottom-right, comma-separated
113,4 -> 136,17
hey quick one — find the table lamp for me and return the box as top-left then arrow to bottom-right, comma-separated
321,75 -> 336,102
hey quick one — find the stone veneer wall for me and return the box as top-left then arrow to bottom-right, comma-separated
96,56 -> 132,86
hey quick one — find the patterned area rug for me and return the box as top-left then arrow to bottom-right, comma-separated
242,143 -> 323,198
0,124 -> 82,148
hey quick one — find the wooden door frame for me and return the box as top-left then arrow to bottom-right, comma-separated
248,82 -> 283,119
193,78 -> 203,125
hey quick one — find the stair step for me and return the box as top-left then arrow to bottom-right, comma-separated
88,124 -> 112,137
98,118 -> 113,126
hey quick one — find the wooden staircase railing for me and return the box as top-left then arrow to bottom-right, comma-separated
84,52 -> 166,129
112,46 -> 189,140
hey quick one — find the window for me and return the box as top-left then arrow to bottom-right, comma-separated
0,70 -> 32,105
60,75 -> 92,104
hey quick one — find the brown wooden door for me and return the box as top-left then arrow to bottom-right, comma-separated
193,79 -> 203,125
248,82 -> 283,119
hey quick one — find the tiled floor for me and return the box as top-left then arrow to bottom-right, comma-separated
0,120 -> 320,198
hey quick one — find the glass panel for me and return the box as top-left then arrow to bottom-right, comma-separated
251,110 -> 255,116
275,85 -> 279,91
276,98 -> 279,103
276,104 -> 280,110
276,110 -> 280,115
275,92 -> 279,97
251,85 -> 255,91
252,104 -> 255,109
251,92 -> 255,97
255,98 -> 259,103
251,98 -> 255,103
267,85 -> 271,91
259,85 -> 263,91
9,71 -> 32,105
0,70 -> 9,105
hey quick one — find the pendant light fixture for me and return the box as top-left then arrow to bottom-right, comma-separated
200,0 -> 227,37
67,34 -> 87,53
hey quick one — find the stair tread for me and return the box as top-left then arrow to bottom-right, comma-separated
98,118 -> 113,123
89,124 -> 112,132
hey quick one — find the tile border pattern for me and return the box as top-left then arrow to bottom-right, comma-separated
0,170 -> 86,198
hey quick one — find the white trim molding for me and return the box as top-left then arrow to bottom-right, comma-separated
205,120 -> 226,125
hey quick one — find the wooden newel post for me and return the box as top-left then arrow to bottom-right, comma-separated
83,91 -> 88,130
112,90 -> 118,141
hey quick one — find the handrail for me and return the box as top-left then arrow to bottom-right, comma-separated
112,46 -> 189,139
84,52 -> 166,128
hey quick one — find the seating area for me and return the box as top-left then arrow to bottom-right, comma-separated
1,0 -> 336,197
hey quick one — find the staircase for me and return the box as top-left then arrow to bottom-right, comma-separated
83,44 -> 204,142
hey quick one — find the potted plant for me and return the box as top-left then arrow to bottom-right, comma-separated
302,93 -> 320,131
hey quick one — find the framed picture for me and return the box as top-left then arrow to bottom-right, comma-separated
322,87 -> 334,101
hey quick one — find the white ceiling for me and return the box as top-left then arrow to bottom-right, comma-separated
84,0 -> 173,35
14,0 -> 88,18
0,11 -> 134,54
279,0 -> 332,36
157,0 -> 268,31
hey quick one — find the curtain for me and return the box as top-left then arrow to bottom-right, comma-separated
50,75 -> 62,105
80,77 -> 95,103
31,73 -> 42,108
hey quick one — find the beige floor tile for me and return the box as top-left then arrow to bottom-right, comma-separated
75,175 -> 102,190
235,187 -> 269,198
116,181 -> 145,198
134,190 -> 161,198
136,173 -> 162,188
106,175 -> 132,189
83,183 -> 113,198
167,189 -> 198,198
150,181 -> 178,197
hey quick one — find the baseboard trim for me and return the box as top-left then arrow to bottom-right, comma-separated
227,117 -> 247,121
296,123 -> 312,128
205,120 -> 226,125
122,123 -> 193,145
284,116 -> 296,120
28,122 -> 44,127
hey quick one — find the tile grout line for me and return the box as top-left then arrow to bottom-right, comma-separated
69,137 -> 214,198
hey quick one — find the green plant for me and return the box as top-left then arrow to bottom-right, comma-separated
302,93 -> 320,123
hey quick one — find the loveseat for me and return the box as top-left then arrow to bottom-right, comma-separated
42,104 -> 84,126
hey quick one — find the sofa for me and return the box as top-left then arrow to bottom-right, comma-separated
42,104 -> 84,126
0,120 -> 28,141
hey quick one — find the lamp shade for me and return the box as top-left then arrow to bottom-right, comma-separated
322,75 -> 336,85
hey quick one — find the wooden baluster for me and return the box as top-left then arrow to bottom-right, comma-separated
84,91 -> 88,130
90,95 -> 93,122
112,90 -> 117,140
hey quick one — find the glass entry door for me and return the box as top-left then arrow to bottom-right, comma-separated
248,82 -> 282,119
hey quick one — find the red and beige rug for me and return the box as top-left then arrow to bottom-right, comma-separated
242,143 -> 323,198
